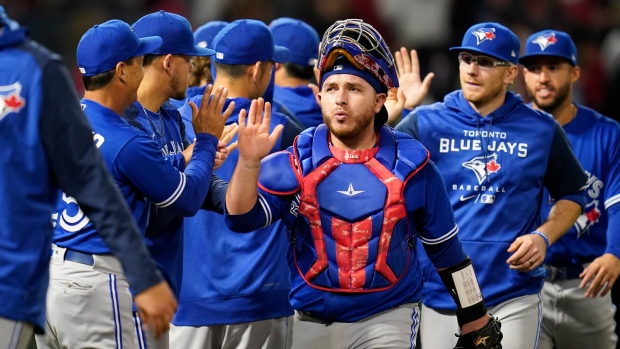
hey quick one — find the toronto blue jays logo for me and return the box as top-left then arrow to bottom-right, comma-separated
532,32 -> 558,51
574,200 -> 601,237
462,153 -> 501,184
472,28 -> 496,45
0,82 -> 26,121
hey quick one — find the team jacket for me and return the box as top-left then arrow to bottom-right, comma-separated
396,90 -> 588,310
0,21 -> 161,329
53,99 -> 217,256
541,105 -> 620,267
225,125 -> 469,322
274,85 -> 323,128
173,97 -> 303,326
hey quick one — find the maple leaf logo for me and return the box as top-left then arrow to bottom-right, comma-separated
485,32 -> 495,39
486,159 -> 501,173
4,94 -> 24,109
0,82 -> 26,120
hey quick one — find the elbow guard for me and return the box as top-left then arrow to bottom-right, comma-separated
438,258 -> 487,327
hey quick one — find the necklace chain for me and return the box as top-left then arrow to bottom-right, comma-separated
142,105 -> 165,139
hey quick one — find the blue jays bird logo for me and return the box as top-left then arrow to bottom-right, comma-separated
462,153 -> 501,184
0,82 -> 26,121
532,32 -> 558,51
472,28 -> 496,45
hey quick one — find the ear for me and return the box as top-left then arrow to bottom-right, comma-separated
250,61 -> 262,82
115,62 -> 127,84
504,65 -> 519,86
275,62 -> 283,71
570,65 -> 580,84
162,54 -> 173,74
375,92 -> 387,113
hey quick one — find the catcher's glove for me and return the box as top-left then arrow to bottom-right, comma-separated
454,317 -> 502,349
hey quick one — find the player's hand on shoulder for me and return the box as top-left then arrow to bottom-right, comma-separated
580,253 -> 620,298
394,47 -> 434,110
237,98 -> 283,164
190,85 -> 235,139
134,281 -> 177,339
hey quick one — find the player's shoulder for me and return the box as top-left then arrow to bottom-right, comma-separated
579,105 -> 620,130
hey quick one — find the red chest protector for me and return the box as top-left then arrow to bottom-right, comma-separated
259,125 -> 429,293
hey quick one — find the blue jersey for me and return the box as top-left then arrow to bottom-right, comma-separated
541,105 -> 620,266
396,90 -> 588,310
224,125 -> 467,322
274,85 -> 323,128
0,22 -> 161,329
122,101 -> 192,295
174,96 -> 302,326
53,99 -> 217,255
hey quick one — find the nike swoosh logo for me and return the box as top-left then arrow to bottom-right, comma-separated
460,195 -> 476,201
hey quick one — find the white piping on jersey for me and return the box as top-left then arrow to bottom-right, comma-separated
258,193 -> 272,228
156,172 -> 187,208
419,224 -> 459,245
605,194 -> 620,209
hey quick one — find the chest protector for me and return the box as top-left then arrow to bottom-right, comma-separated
259,125 -> 429,293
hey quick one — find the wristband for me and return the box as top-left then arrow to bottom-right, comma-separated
531,231 -> 550,249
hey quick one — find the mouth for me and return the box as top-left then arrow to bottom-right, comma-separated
535,86 -> 554,98
333,111 -> 348,121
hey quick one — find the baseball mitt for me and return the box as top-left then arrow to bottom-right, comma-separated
454,317 -> 502,349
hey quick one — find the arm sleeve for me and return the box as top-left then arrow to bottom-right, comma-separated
605,204 -> 620,259
116,133 -> 218,217
544,122 -> 588,208
412,162 -> 468,268
603,123 -> 620,258
224,188 -> 292,232
201,174 -> 228,213
39,59 -> 163,294
394,110 -> 421,140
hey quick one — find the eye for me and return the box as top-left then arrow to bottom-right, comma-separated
476,57 -> 496,68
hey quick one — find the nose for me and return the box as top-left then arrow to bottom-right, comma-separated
465,60 -> 479,76
538,67 -> 550,82
335,89 -> 347,105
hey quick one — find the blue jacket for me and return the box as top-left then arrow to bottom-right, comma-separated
396,90 -> 588,309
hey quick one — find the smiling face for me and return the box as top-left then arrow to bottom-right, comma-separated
319,73 -> 385,147
523,56 -> 578,113
458,51 -> 518,114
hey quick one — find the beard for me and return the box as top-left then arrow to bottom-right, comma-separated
462,80 -> 505,110
323,105 -> 375,142
527,82 -> 570,113
170,73 -> 188,100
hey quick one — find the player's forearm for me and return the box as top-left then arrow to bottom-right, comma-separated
226,157 -> 261,214
537,199 -> 582,245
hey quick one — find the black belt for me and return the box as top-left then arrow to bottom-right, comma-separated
544,264 -> 583,281
64,249 -> 95,266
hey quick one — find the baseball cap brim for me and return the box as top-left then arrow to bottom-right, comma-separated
134,36 -> 164,57
449,46 -> 507,63
272,45 -> 290,63
518,52 -> 575,66
185,45 -> 216,57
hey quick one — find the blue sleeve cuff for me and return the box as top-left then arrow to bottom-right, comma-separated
557,191 -> 587,212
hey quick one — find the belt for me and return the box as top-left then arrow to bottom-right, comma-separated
544,264 -> 583,281
64,249 -> 95,266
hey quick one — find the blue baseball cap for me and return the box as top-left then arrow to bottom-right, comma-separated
77,20 -> 163,77
450,22 -> 520,65
269,17 -> 319,66
194,21 -> 229,48
212,19 -> 289,64
133,11 -> 215,56
519,30 -> 577,66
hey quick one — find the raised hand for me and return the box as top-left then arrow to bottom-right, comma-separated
213,123 -> 239,170
395,47 -> 434,110
189,85 -> 235,139
237,98 -> 283,163
384,87 -> 407,125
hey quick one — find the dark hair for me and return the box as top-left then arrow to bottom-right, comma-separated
213,62 -> 253,78
142,54 -> 160,67
283,62 -> 315,81
82,57 -> 134,91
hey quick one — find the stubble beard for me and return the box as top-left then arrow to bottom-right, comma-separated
323,105 -> 375,142
527,81 -> 571,114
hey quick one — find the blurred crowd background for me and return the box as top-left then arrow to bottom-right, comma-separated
2,0 -> 620,122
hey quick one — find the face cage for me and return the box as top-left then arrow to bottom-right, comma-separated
317,19 -> 398,89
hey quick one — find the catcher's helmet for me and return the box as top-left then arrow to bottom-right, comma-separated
317,19 -> 398,92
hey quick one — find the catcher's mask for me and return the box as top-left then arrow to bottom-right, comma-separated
317,19 -> 398,126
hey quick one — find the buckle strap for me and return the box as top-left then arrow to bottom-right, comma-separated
64,249 -> 95,266
544,264 -> 583,281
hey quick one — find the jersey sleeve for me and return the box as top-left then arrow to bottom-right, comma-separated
224,188 -> 292,232
544,122 -> 588,208
394,110 -> 421,140
603,121 -> 620,258
409,161 -> 468,269
39,58 -> 163,294
115,132 -> 217,217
